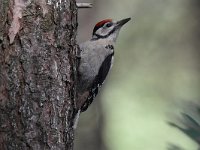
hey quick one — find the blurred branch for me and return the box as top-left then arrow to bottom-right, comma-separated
168,107 -> 200,150
168,113 -> 200,144
76,3 -> 92,8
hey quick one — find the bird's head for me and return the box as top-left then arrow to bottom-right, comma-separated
92,18 -> 131,42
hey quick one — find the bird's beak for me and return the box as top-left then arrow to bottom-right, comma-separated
116,18 -> 131,28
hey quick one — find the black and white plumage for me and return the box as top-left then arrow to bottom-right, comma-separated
77,18 -> 131,112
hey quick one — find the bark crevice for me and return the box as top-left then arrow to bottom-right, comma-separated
0,0 -> 78,149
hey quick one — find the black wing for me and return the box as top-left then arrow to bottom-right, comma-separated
81,52 -> 114,112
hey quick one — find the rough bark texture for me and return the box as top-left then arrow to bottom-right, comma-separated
0,0 -> 78,149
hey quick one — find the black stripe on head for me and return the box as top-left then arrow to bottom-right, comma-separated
92,27 -> 116,40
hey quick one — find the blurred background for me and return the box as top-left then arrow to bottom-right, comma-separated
75,0 -> 200,150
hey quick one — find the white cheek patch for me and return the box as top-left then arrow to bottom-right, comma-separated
96,26 -> 114,36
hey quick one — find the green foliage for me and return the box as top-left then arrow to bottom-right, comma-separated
100,0 -> 200,150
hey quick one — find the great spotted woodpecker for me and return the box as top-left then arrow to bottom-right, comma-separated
77,18 -> 131,112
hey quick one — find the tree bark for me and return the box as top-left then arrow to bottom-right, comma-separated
0,0 -> 77,149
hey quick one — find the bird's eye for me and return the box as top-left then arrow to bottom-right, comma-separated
105,22 -> 113,28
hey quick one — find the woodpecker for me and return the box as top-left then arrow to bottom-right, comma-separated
77,17 -> 131,112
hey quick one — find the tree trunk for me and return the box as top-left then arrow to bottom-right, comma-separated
0,0 -> 77,149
